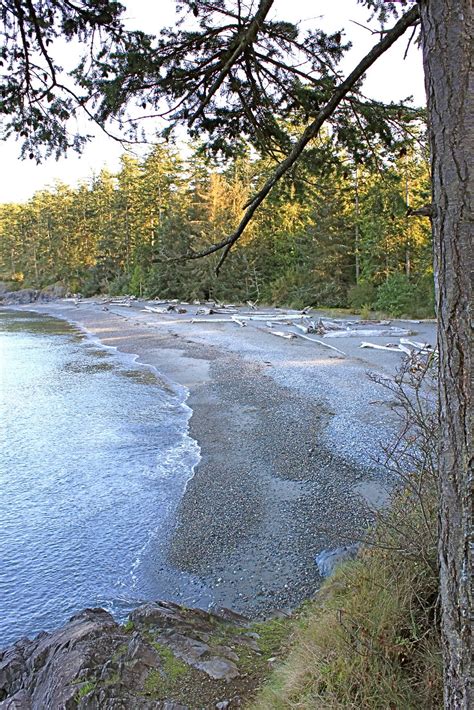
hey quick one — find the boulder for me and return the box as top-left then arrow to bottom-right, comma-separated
0,282 -> 66,305
314,543 -> 361,577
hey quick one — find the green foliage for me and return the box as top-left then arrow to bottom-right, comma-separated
0,141 -> 433,317
129,265 -> 145,297
151,644 -> 188,681
347,281 -> 376,309
75,680 -> 96,700
80,268 -> 103,297
108,272 -> 131,296
122,619 -> 134,633
375,272 -> 416,316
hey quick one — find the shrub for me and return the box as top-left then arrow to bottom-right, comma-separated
129,265 -> 146,297
265,269 -> 347,309
375,273 -> 416,317
347,282 -> 376,310
80,269 -> 103,297
107,272 -> 131,296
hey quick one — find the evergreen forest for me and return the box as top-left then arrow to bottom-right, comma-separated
0,137 -> 433,317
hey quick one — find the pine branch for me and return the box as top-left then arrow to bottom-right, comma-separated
182,3 -> 421,272
188,0 -> 275,125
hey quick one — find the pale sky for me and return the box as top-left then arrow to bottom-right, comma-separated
0,0 -> 425,203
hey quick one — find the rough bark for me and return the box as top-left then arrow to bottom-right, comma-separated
419,1 -> 473,706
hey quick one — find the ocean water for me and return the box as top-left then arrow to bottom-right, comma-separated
0,309 -> 206,647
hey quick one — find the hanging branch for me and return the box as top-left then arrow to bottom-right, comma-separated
182,4 -> 420,273
188,0 -> 275,124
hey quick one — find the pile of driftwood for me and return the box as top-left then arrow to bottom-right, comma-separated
359,337 -> 434,355
143,304 -> 188,314
131,300 -> 436,362
184,307 -> 425,358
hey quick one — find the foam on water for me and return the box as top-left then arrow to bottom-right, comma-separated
0,309 -> 207,646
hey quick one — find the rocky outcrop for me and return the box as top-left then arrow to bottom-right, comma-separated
0,601 -> 282,709
0,283 -> 66,305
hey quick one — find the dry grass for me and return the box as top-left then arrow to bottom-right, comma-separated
252,501 -> 441,709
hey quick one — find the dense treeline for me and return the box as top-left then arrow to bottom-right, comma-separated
0,139 -> 433,316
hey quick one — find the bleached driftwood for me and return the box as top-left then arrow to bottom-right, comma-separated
143,304 -> 187,314
399,337 -> 433,351
293,322 -> 310,333
294,332 -> 346,356
318,319 -> 343,330
100,296 -> 133,306
231,315 -> 247,327
360,342 -> 402,352
267,329 -> 297,340
108,299 -> 132,307
190,317 -> 234,323
239,314 -> 311,322
143,306 -> 168,314
324,327 -> 411,338
359,338 -> 434,356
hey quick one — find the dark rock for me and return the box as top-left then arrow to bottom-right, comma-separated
0,289 -> 39,305
0,600 -> 260,709
314,543 -> 361,577
208,608 -> 249,627
39,282 -> 67,300
0,282 -> 66,305
0,608 -> 124,709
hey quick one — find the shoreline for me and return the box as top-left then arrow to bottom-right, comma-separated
3,300 -> 437,620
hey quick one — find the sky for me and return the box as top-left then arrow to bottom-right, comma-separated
0,0 -> 425,203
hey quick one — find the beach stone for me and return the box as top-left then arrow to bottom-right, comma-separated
315,543 -> 361,577
194,657 -> 240,681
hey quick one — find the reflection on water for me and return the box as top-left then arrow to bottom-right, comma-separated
0,309 -> 204,646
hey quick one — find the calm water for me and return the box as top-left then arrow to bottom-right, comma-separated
0,309 -> 207,646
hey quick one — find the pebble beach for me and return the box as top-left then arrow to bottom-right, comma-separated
14,298 -> 437,618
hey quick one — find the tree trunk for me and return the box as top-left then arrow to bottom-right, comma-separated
419,1 -> 473,706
